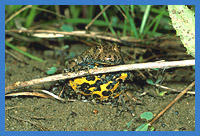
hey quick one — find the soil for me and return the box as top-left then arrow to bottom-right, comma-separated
5,43 -> 195,131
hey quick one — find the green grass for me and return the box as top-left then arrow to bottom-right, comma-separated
120,5 -> 139,38
5,5 -> 172,55
139,5 -> 151,36
5,41 -> 45,62
6,5 -> 171,38
99,5 -> 116,36
141,6 -> 167,39
25,5 -> 38,28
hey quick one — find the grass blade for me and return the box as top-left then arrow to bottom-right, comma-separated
26,5 -> 38,28
5,41 -> 45,62
99,5 -> 116,36
139,5 -> 151,35
141,6 -> 166,39
123,18 -> 127,36
120,5 -> 138,38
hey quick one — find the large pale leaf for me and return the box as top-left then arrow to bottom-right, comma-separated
168,5 -> 195,58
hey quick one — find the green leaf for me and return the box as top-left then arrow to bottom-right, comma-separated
62,45 -> 70,50
146,79 -> 155,85
135,123 -> 149,131
61,24 -> 74,32
140,112 -> 154,121
152,68 -> 160,71
149,126 -> 155,131
168,5 -> 195,58
47,67 -> 57,75
158,91 -> 167,96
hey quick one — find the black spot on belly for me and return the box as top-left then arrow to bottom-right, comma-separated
86,76 -> 95,81
96,85 -> 101,91
93,94 -> 101,98
102,91 -> 112,96
90,80 -> 102,91
81,83 -> 90,90
106,83 -> 114,90
83,89 -> 92,94
93,80 -> 102,86
106,81 -> 118,90
80,83 -> 93,94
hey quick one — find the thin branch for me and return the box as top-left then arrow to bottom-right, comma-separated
35,7 -> 65,18
5,29 -> 142,43
5,5 -> 33,24
5,89 -> 75,102
149,81 -> 195,126
155,84 -> 195,95
5,59 -> 195,92
85,5 -> 110,30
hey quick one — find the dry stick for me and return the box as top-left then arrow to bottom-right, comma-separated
5,29 -> 142,43
155,84 -> 195,95
33,7 -> 65,18
5,5 -> 33,24
5,91 -> 53,99
85,5 -> 110,30
5,29 -> 180,46
5,89 -> 72,102
149,81 -> 195,126
115,5 -> 127,20
5,59 -> 195,92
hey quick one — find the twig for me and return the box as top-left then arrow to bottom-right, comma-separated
5,59 -> 195,92
149,81 -> 195,126
36,7 -> 65,18
85,5 -> 110,30
114,5 -> 127,20
5,91 -> 51,98
5,89 -> 75,102
5,5 -> 33,24
5,29 -> 142,43
155,84 -> 195,95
